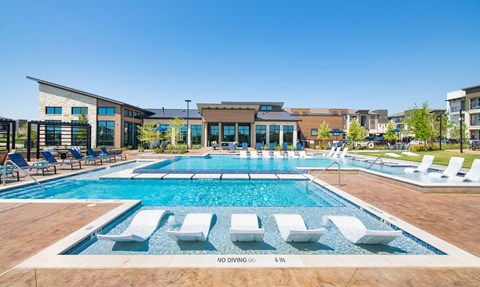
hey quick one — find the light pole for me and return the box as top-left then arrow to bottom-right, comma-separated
460,108 -> 463,153
439,112 -> 443,151
185,99 -> 191,150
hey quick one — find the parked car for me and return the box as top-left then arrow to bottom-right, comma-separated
374,136 -> 387,145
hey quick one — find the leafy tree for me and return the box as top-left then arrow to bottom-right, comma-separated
432,112 -> 450,143
137,123 -> 157,149
403,102 -> 435,149
167,117 -> 184,145
317,121 -> 331,147
77,113 -> 88,124
384,122 -> 398,142
448,121 -> 469,141
347,119 -> 368,142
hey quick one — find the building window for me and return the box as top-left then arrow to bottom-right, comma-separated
71,120 -> 88,146
269,125 -> 280,144
342,115 -> 347,121
134,111 -> 142,118
311,129 -> 318,136
71,107 -> 88,115
191,125 -> 202,145
45,107 -> 62,115
208,124 -> 219,145
97,121 -> 115,146
124,109 -> 133,118
45,121 -> 62,146
260,105 -> 273,111
283,125 -> 294,144
124,122 -> 133,147
238,125 -> 250,145
256,125 -> 266,144
343,123 -> 346,129
98,107 -> 115,115
179,125 -> 188,144
222,124 -> 235,142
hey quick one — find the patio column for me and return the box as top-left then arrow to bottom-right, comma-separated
235,123 -> 239,143
266,124 -> 270,144
218,123 -> 222,145
251,124 -> 256,147
293,124 -> 298,145
203,122 -> 208,147
279,124 -> 284,145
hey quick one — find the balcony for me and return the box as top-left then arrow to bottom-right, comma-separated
449,106 -> 463,113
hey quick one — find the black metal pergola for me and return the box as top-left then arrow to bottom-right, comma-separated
0,118 -> 16,152
27,121 -> 91,161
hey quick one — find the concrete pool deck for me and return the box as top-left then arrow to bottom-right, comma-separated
1,172 -> 480,285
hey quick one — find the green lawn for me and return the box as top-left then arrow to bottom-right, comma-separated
357,149 -> 479,168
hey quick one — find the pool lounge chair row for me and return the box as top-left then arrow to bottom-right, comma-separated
322,147 -> 348,158
404,155 -> 480,182
98,211 -> 402,246
239,150 -> 312,159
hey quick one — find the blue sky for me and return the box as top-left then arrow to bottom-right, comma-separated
1,0 -> 479,120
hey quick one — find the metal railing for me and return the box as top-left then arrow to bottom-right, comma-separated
2,160 -> 45,188
306,161 -> 341,188
367,157 -> 384,170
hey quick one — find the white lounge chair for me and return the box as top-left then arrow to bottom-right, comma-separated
273,151 -> 284,158
323,147 -> 335,157
338,147 -> 349,158
239,150 -> 248,158
325,215 -> 402,245
298,150 -> 312,158
274,214 -> 325,243
385,153 -> 402,158
331,147 -> 341,158
428,157 -> 464,178
97,210 -> 169,242
262,150 -> 271,158
287,151 -> 299,158
230,214 -> 265,242
401,151 -> 419,157
450,159 -> 480,182
167,213 -> 213,242
250,150 -> 259,158
404,155 -> 434,173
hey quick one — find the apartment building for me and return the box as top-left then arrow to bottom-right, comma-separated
447,85 -> 480,140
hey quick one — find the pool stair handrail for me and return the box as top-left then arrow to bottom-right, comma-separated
306,161 -> 341,188
367,157 -> 385,171
2,159 -> 45,188
230,214 -> 265,242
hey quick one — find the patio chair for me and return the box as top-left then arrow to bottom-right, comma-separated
269,143 -> 275,151
97,210 -> 170,242
41,151 -> 81,170
323,147 -> 335,157
230,214 -> 265,242
7,153 -> 56,176
87,148 -> 115,163
167,213 -> 214,242
331,147 -> 341,158
298,150 -> 312,158
324,216 -> 402,245
282,142 -> 288,151
255,143 -> 262,150
404,155 -> 434,173
428,157 -> 464,178
261,150 -> 271,158
70,149 -> 102,165
338,147 -> 349,158
100,147 -> 127,160
211,141 -> 220,150
274,214 -> 325,243
228,142 -> 235,152
0,165 -> 19,183
241,143 -> 248,150
296,143 -> 303,150
450,159 -> 480,182
0,152 -> 7,165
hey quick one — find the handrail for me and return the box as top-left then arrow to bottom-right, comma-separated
306,161 -> 341,188
367,157 -> 384,170
2,160 -> 45,188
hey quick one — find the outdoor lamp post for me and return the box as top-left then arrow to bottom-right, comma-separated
460,108 -> 463,153
439,112 -> 443,151
185,99 -> 191,150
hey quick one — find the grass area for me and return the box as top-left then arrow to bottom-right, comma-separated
357,149 -> 478,168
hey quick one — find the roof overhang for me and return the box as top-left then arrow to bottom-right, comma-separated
196,103 -> 260,114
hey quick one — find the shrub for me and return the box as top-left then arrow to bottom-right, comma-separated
138,146 -> 145,152
154,147 -> 164,153
192,144 -> 201,149
166,144 -> 175,151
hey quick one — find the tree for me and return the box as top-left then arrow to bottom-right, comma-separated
167,117 -> 184,145
403,102 -> 435,149
347,119 -> 368,142
448,121 -> 469,141
137,123 -> 157,149
317,121 -> 331,147
432,112 -> 450,143
384,122 -> 397,142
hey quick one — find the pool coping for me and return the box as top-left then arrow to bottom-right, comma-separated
8,179 -> 480,270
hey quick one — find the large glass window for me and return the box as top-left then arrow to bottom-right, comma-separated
124,121 -> 133,146
222,124 -> 235,142
238,125 -> 250,145
124,109 -> 133,118
311,128 -> 318,136
179,125 -> 188,144
208,124 -> 219,145
269,125 -> 280,144
45,121 -> 62,146
45,107 -> 62,115
283,125 -> 294,144
72,107 -> 88,115
71,120 -> 88,146
256,125 -> 266,144
260,105 -> 273,111
133,111 -> 142,118
133,123 -> 141,147
191,125 -> 202,145
97,121 -> 115,146
98,107 -> 115,115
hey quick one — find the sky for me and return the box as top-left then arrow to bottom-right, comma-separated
1,0 -> 479,120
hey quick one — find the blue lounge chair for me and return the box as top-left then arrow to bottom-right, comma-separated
255,143 -> 262,150
296,143 -> 303,150
228,142 -> 234,151
241,143 -> 248,150
70,149 -> 102,165
7,153 -> 56,176
87,148 -> 114,163
0,165 -> 19,183
269,143 -> 275,151
41,151 -> 81,170
100,147 -> 127,160
282,142 -> 288,151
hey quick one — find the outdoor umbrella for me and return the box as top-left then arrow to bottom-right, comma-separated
329,129 -> 345,142
388,129 -> 401,141
155,126 -> 168,132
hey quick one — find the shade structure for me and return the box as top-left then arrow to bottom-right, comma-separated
388,129 -> 401,133
329,129 -> 345,134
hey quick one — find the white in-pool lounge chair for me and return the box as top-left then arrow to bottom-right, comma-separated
262,150 -> 271,158
325,215 -> 402,245
404,155 -> 434,173
385,152 -> 402,158
450,159 -> 480,182
273,151 -> 284,158
323,147 -> 335,157
298,150 -> 312,158
167,213 -> 213,242
250,151 -> 259,158
338,147 -> 349,158
287,151 -> 299,158
230,214 -> 265,242
240,150 -> 248,158
428,156 -> 464,178
274,214 -> 325,243
97,210 -> 169,242
331,147 -> 341,158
